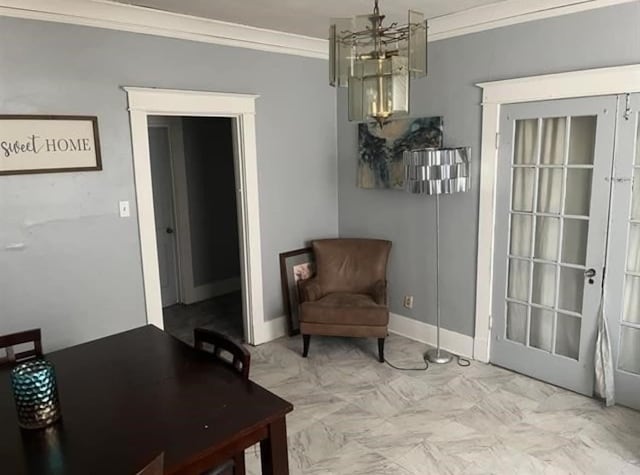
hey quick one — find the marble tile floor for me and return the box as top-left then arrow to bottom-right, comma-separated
163,291 -> 244,345
241,333 -> 640,475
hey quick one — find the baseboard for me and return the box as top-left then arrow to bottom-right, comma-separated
253,315 -> 287,346
184,277 -> 241,304
388,313 -> 474,359
250,312 -> 474,358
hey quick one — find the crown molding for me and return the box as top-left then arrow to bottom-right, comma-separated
428,0 -> 637,41
0,0 -> 327,59
0,0 -> 636,59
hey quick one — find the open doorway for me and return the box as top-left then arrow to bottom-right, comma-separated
125,88 -> 265,346
147,116 -> 243,344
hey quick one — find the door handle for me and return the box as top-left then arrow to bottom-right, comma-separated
585,268 -> 596,284
166,227 -> 174,234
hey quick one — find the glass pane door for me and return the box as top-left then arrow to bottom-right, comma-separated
491,97 -> 617,396
605,94 -> 640,410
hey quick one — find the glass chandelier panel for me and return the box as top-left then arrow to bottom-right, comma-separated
348,56 -> 409,123
330,1 -> 427,126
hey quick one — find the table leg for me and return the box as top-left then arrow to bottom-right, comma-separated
233,451 -> 245,475
260,417 -> 288,475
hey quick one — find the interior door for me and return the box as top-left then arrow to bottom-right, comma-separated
491,96 -> 617,396
148,125 -> 179,308
604,93 -> 640,410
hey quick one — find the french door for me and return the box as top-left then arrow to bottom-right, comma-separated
604,93 -> 640,410
491,96 -> 616,396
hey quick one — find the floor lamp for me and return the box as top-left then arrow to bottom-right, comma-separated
403,147 -> 471,364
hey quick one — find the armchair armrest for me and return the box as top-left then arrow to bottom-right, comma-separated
298,277 -> 322,303
370,280 -> 387,305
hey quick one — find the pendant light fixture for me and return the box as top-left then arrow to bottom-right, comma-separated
329,0 -> 427,127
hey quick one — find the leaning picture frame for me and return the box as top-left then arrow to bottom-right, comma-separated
279,247 -> 315,336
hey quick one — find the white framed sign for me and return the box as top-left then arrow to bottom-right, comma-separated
0,115 -> 102,176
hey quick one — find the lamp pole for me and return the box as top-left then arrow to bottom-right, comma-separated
425,193 -> 452,364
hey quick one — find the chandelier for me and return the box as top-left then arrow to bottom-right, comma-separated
329,0 -> 427,127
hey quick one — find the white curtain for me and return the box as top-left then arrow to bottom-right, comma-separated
618,203 -> 640,376
595,299 -> 615,406
510,117 -> 587,358
624,225 -> 640,326
531,118 -> 565,352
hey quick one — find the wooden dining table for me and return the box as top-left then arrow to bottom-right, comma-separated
0,325 -> 293,474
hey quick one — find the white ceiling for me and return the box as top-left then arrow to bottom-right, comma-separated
110,0 -> 507,38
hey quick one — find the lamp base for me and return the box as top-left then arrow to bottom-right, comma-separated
425,348 -> 453,365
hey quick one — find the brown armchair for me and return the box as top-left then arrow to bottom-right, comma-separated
298,238 -> 392,362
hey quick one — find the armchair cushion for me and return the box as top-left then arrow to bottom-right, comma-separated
300,293 -> 388,327
298,277 -> 322,303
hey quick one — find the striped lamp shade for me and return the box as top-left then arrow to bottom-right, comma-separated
403,147 -> 471,195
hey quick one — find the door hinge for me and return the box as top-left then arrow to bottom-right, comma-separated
495,133 -> 500,150
488,314 -> 493,330
624,93 -> 632,121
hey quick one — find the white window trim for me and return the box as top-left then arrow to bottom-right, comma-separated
125,87 -> 266,345
474,64 -> 640,362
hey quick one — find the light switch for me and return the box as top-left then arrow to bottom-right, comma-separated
119,201 -> 131,218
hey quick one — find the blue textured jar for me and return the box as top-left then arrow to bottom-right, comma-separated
10,359 -> 61,429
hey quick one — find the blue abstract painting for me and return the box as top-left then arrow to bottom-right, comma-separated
358,117 -> 444,189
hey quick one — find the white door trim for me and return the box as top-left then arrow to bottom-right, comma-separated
474,64 -> 640,362
125,87 -> 264,345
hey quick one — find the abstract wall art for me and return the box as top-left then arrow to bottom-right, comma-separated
357,116 -> 443,189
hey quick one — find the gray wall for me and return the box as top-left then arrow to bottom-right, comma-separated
338,2 -> 640,337
182,117 -> 240,287
0,17 -> 338,351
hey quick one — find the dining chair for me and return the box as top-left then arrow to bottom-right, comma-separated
193,328 -> 251,380
193,328 -> 250,475
0,329 -> 43,368
136,452 -> 164,475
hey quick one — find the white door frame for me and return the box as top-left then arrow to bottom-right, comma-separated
124,87 -> 264,345
473,64 -> 640,362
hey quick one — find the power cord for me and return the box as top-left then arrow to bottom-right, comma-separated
384,353 -> 471,371
456,355 -> 471,367
384,357 -> 429,371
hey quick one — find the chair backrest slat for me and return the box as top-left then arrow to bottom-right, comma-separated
193,328 -> 251,380
0,329 -> 43,368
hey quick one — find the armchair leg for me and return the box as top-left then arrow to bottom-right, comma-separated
302,335 -> 310,358
378,338 -> 385,363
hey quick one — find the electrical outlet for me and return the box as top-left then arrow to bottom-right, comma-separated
119,201 -> 131,218
403,295 -> 414,309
